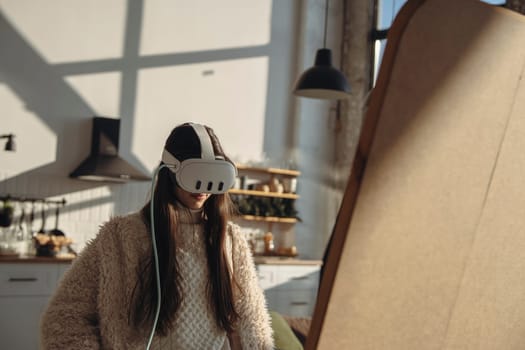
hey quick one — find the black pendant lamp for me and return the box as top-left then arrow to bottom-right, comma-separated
293,0 -> 350,100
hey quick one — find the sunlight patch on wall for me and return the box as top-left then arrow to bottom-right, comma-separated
140,0 -> 272,55
64,72 -> 122,117
0,84 -> 56,175
131,56 -> 269,170
0,0 -> 127,63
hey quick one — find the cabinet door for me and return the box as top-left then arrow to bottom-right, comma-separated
56,263 -> 72,285
273,289 -> 317,318
256,265 -> 279,290
275,265 -> 320,290
0,295 -> 50,350
0,264 -> 58,296
256,264 -> 321,316
264,289 -> 280,311
0,263 -> 65,349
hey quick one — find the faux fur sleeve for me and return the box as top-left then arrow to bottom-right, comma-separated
40,219 -> 118,350
229,223 -> 274,349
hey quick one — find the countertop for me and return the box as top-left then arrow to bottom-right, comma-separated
0,254 -> 75,264
253,256 -> 323,266
0,254 -> 322,266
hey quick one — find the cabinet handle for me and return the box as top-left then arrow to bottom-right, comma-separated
8,277 -> 38,282
290,302 -> 309,306
291,276 -> 309,280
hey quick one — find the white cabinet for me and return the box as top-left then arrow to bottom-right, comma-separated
0,262 -> 70,350
256,263 -> 321,317
0,295 -> 50,349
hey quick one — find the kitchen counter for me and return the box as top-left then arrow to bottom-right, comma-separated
1,254 -> 322,266
0,255 -> 75,264
253,256 -> 322,266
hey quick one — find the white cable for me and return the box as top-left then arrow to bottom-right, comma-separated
146,164 -> 165,350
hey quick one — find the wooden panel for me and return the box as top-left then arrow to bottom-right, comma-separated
442,47 -> 525,350
235,165 -> 300,177
229,188 -> 299,199
308,0 -> 525,349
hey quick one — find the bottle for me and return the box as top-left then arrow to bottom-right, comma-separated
263,232 -> 275,255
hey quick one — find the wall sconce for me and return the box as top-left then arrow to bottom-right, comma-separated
293,0 -> 351,100
1,134 -> 16,152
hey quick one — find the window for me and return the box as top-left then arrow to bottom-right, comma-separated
372,0 -> 507,84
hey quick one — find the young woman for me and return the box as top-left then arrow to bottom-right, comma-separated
40,123 -> 274,349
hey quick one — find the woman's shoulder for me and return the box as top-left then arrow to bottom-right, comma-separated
85,211 -> 149,260
109,211 -> 145,227
100,211 -> 144,229
226,221 -> 243,240
95,211 -> 148,243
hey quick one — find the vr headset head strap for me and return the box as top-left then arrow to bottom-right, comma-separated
189,123 -> 215,160
161,149 -> 180,171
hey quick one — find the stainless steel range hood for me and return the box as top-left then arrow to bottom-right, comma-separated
70,117 -> 151,182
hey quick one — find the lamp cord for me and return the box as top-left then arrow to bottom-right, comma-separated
323,0 -> 329,48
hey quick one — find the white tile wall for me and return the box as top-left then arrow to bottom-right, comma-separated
0,171 -> 149,253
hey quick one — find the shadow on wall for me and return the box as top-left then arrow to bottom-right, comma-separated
0,0 -> 287,220
0,5 -> 146,216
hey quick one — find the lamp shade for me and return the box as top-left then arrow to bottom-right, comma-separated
293,48 -> 351,100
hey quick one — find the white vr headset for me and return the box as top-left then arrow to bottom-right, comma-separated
161,123 -> 237,194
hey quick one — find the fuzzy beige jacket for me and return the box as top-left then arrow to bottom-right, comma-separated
40,212 -> 274,349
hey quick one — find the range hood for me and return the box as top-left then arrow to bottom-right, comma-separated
70,117 -> 151,182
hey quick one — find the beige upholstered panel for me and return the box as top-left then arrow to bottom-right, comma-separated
309,0 -> 525,349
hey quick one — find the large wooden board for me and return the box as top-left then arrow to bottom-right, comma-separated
307,0 -> 525,349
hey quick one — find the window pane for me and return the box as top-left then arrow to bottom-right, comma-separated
373,0 -> 506,84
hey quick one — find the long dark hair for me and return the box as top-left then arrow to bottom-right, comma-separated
129,123 -> 239,336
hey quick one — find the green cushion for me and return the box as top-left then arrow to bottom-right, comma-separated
269,311 -> 304,350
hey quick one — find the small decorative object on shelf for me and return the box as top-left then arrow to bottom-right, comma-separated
275,245 -> 298,258
263,232 -> 275,255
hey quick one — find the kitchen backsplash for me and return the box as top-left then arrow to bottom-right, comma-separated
0,171 -> 150,253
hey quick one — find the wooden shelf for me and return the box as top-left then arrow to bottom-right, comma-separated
239,215 -> 298,223
232,165 -> 300,230
229,189 -> 299,199
235,164 -> 300,177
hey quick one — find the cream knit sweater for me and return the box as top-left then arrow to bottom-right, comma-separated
40,209 -> 274,349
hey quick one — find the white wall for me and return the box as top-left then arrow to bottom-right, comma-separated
0,0 -> 346,259
292,0 -> 347,258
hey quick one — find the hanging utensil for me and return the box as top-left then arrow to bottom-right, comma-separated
38,201 -> 47,234
49,203 -> 65,236
35,201 -> 53,257
0,199 -> 14,228
28,200 -> 35,237
16,202 -> 26,241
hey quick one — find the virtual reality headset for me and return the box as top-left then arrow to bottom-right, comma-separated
161,123 -> 237,194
